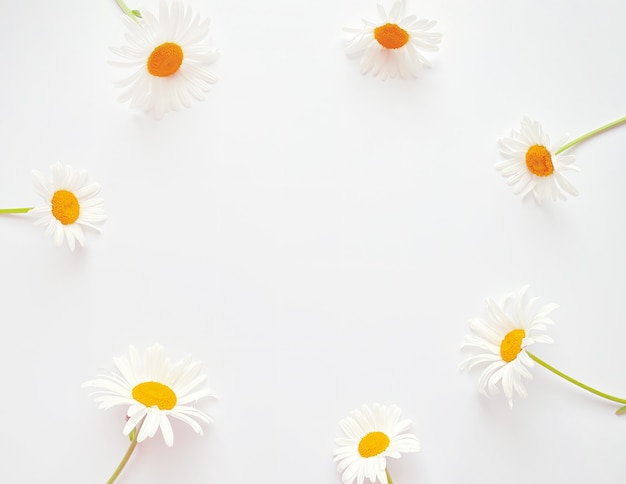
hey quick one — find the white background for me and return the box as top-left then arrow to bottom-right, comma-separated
1,0 -> 626,482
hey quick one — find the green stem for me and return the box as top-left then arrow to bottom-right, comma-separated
386,468 -> 394,484
114,0 -> 141,23
106,420 -> 143,484
555,115 -> 626,154
527,351 -> 626,406
0,207 -> 33,214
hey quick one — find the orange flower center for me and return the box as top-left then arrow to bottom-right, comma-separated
147,42 -> 184,77
51,190 -> 80,225
374,23 -> 409,49
500,329 -> 526,363
358,431 -> 391,457
525,145 -> 554,177
132,381 -> 177,410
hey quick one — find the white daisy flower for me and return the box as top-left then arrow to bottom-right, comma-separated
111,1 -> 218,119
83,344 -> 216,447
31,162 -> 106,251
460,286 -> 557,408
496,116 -> 580,202
333,403 -> 420,484
345,0 -> 442,80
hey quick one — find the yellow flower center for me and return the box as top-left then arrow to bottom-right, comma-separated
374,23 -> 410,49
51,190 -> 80,225
358,431 -> 391,458
132,381 -> 177,410
500,329 -> 526,363
525,145 -> 554,177
147,42 -> 184,77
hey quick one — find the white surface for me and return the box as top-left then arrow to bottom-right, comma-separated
1,0 -> 626,482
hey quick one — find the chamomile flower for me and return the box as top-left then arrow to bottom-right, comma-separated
345,0 -> 442,80
83,344 -> 215,447
333,403 -> 420,484
460,286 -> 557,408
31,162 -> 106,251
111,1 -> 218,119
497,116 -> 580,202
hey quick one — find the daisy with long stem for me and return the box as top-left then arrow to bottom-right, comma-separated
0,162 -> 106,251
84,344 -> 216,483
461,286 -> 626,413
497,115 -> 626,202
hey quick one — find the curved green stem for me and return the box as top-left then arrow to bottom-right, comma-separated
386,468 -> 394,484
527,351 -> 626,407
0,207 -> 33,214
107,420 -> 144,484
555,115 -> 626,154
114,0 -> 142,23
